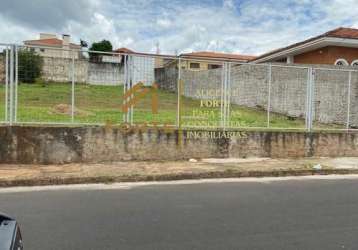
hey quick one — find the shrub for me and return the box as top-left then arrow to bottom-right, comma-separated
89,40 -> 113,62
18,49 -> 43,83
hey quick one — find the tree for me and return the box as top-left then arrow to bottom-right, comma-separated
89,40 -> 113,62
18,49 -> 43,83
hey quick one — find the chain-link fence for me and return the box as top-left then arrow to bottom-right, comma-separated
179,58 -> 225,128
1,44 -> 358,131
0,44 -> 10,123
124,54 -> 178,126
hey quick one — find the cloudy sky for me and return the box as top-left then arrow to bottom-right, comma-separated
0,0 -> 357,56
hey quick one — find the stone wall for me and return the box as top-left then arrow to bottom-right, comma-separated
156,63 -> 358,126
41,57 -> 124,85
87,62 -> 124,85
41,57 -> 88,83
155,66 -> 178,92
1,126 -> 358,164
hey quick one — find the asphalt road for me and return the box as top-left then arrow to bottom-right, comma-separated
1,177 -> 358,250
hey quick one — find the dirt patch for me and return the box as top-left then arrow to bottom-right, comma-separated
49,104 -> 94,117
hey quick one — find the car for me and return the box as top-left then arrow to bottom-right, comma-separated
0,213 -> 23,250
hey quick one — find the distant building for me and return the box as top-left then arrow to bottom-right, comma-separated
252,27 -> 358,66
24,33 -> 81,59
179,51 -> 256,71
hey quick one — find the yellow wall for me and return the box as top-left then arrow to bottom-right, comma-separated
179,60 -> 221,71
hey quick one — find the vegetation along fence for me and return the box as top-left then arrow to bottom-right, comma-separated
1,43 -> 358,131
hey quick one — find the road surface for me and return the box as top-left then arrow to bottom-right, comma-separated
1,177 -> 358,249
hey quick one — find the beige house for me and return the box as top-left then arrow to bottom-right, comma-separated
160,51 -> 256,73
23,33 -> 81,59
179,51 -> 256,71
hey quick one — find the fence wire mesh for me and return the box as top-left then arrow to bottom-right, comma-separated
1,44 -> 358,131
269,65 -> 309,129
348,72 -> 358,129
180,58 -> 224,128
126,54 -> 177,126
73,50 -> 123,124
0,45 -> 10,122
313,68 -> 348,130
229,63 -> 269,128
17,46 -> 72,123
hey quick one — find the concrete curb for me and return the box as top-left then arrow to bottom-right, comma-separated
1,169 -> 358,187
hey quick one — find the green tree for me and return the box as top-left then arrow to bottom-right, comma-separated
89,40 -> 113,62
18,49 -> 43,83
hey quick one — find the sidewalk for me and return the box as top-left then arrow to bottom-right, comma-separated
1,157 -> 358,187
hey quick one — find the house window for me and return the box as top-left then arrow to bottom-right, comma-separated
275,58 -> 287,63
190,63 -> 200,69
208,64 -> 221,69
334,59 -> 349,66
351,60 -> 358,67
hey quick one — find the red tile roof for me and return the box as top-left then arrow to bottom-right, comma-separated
112,48 -> 255,61
325,27 -> 358,39
113,47 -> 135,54
181,51 -> 256,61
253,27 -> 358,62
24,38 -> 81,49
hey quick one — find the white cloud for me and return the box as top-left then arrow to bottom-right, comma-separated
0,15 -> 34,44
223,0 -> 235,10
157,18 -> 172,29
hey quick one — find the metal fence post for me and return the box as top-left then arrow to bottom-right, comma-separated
14,45 -> 18,123
311,68 -> 316,131
123,54 -> 127,123
305,67 -> 311,132
306,67 -> 315,132
5,47 -> 8,123
222,62 -> 229,129
129,55 -> 134,125
267,64 -> 272,128
305,68 -> 310,131
346,71 -> 352,130
226,62 -> 232,129
71,50 -> 75,123
9,45 -> 14,125
223,62 -> 227,129
220,62 -> 225,128
177,57 -> 181,128
123,54 -> 132,124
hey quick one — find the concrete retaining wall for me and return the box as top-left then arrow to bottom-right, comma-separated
1,126 -> 358,164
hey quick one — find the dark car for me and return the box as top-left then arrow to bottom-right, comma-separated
0,213 -> 23,250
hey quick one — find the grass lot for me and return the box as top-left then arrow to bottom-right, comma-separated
0,82 -> 343,129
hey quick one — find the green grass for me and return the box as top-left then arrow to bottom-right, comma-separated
0,82 -> 344,129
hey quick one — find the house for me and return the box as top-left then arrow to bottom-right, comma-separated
157,51 -> 255,82
180,51 -> 256,71
252,27 -> 358,66
24,33 -> 81,59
